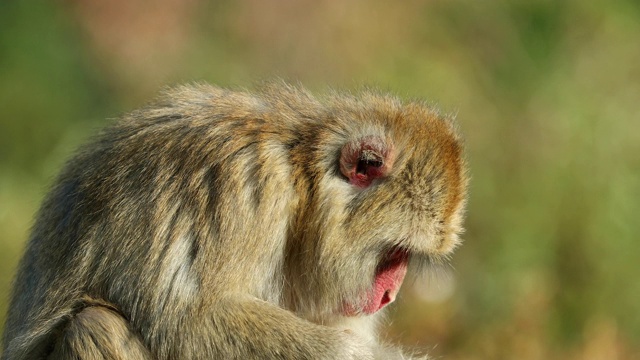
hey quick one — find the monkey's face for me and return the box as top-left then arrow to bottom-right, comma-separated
289,98 -> 467,320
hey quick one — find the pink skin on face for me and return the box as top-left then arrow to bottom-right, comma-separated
339,136 -> 395,189
361,250 -> 409,314
343,249 -> 409,316
340,136 -> 406,315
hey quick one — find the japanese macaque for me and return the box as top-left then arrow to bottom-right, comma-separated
1,82 -> 467,360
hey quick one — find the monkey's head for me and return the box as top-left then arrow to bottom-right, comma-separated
285,90 -> 468,321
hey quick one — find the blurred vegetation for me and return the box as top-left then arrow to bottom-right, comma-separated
1,0 -> 639,358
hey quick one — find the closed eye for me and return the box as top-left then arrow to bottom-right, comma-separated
356,158 -> 383,175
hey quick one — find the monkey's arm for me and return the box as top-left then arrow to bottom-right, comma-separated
148,295 -> 372,360
48,305 -> 153,360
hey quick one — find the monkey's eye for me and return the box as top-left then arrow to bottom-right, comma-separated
356,156 -> 383,175
340,136 -> 395,189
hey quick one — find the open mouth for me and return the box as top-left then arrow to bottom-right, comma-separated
363,247 -> 409,314
343,247 -> 409,316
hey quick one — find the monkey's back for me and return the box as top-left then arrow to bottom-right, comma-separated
2,84 -> 310,358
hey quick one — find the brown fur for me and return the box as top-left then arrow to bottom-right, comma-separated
2,82 -> 467,359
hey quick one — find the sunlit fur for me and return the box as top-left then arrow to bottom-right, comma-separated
2,81 -> 467,360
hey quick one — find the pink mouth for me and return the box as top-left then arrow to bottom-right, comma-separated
345,248 -> 409,316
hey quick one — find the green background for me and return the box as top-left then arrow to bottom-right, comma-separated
1,1 -> 639,358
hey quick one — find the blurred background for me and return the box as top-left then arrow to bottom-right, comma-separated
1,0 -> 639,358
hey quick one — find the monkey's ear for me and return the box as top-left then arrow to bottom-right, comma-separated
339,136 -> 395,188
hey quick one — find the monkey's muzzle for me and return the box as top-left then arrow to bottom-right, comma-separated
342,248 -> 409,316
363,248 -> 409,314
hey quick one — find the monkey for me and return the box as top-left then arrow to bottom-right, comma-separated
1,81 -> 467,360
